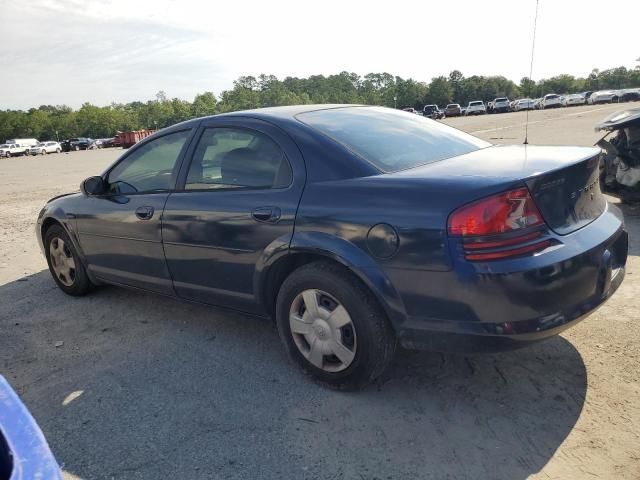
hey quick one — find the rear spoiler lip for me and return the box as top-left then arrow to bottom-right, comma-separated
390,144 -> 602,182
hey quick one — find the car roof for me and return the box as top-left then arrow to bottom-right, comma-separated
167,104 -> 363,130
221,104 -> 361,120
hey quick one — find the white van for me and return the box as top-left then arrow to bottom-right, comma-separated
6,138 -> 39,147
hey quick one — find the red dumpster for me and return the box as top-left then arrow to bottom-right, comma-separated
115,129 -> 158,148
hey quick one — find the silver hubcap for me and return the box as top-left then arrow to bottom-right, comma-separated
289,289 -> 357,372
49,237 -> 76,286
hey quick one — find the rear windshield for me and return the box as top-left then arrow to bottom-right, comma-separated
446,104 -> 459,108
546,95 -> 559,99
495,98 -> 508,102
469,101 -> 483,106
297,106 -> 490,173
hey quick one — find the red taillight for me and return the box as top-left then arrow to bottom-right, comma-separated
448,187 -> 543,237
448,187 -> 550,261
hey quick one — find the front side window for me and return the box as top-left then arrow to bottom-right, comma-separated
185,128 -> 292,190
107,130 -> 190,194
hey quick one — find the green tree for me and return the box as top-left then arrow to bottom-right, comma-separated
427,76 -> 453,106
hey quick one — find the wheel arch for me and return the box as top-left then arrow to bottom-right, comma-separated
257,232 -> 407,329
39,213 -> 93,280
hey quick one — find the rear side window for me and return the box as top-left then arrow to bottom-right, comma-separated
298,106 -> 490,173
185,128 -> 292,190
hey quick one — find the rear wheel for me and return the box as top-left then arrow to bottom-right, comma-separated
276,261 -> 396,390
5,152 -> 10,158
44,225 -> 93,296
40,149 -> 45,155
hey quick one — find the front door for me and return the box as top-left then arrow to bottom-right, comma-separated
75,128 -> 194,294
161,118 -> 305,313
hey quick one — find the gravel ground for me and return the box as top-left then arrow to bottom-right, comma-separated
1,102 -> 639,479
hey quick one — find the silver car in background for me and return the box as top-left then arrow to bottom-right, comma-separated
29,141 -> 62,155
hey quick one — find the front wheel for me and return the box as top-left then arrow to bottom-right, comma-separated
276,261 -> 396,390
44,225 -> 93,296
5,152 -> 10,158
56,148 -> 61,153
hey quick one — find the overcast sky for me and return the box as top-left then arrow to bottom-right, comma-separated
1,0 -> 638,110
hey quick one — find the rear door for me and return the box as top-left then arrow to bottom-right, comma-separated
161,117 -> 306,314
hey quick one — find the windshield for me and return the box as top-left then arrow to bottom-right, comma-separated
495,98 -> 508,102
546,95 -> 559,99
469,101 -> 483,106
297,106 -> 490,173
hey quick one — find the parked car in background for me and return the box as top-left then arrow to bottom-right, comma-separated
6,138 -> 39,147
97,137 -> 117,147
402,107 -> 420,114
36,105 -> 627,389
618,90 -> 640,103
422,104 -> 444,119
562,93 -> 586,106
0,143 -> 29,157
465,100 -> 486,115
541,94 -> 562,109
69,137 -> 95,150
588,90 -> 617,105
444,104 -> 463,117
489,97 -> 511,113
513,99 -> 535,111
29,141 -> 62,155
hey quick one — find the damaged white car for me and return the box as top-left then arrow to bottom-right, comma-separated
597,108 -> 640,203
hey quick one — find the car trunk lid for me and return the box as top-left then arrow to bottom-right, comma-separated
525,151 -> 605,235
394,145 -> 606,235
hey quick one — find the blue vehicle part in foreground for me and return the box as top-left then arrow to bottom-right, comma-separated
0,376 -> 61,480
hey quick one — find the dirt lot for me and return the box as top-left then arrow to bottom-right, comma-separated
1,102 -> 639,480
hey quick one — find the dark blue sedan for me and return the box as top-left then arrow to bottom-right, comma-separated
37,105 -> 627,389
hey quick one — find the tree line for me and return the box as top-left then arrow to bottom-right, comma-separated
1,66 -> 639,142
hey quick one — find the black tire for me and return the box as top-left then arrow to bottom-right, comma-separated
5,152 -> 10,158
44,225 -> 93,296
276,261 -> 396,390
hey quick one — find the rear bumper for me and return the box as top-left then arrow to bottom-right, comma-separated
398,263 -> 624,352
391,204 -> 628,353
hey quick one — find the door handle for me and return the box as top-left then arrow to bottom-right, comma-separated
135,206 -> 155,220
252,206 -> 281,223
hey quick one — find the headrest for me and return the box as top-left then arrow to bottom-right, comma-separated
220,147 -> 276,187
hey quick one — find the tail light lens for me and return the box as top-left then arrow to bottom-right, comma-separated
448,187 -> 550,261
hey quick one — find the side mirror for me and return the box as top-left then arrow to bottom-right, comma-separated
80,176 -> 106,196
